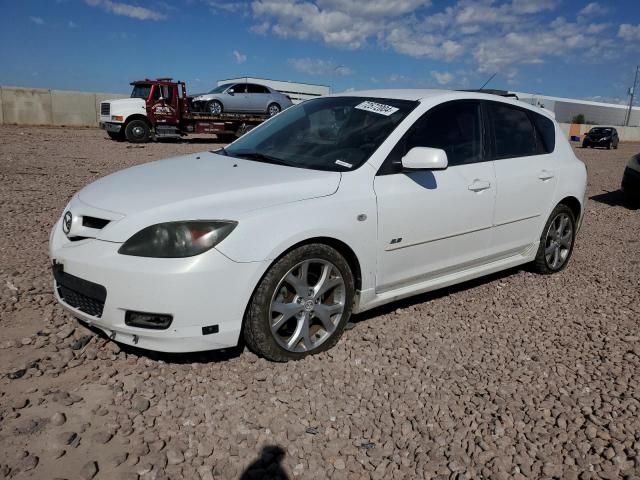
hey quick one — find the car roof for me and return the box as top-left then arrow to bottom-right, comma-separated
330,89 -> 556,120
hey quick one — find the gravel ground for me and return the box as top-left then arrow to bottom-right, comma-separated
0,124 -> 639,480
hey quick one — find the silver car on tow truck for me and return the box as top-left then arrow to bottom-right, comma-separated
191,82 -> 293,116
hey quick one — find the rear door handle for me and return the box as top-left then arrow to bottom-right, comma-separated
539,169 -> 555,180
468,179 -> 491,192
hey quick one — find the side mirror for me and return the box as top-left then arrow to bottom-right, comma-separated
227,89 -> 235,95
401,147 -> 448,170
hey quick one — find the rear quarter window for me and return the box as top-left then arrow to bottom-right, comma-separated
487,102 -> 537,159
531,111 -> 556,154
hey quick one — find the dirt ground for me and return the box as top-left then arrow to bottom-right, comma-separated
0,125 -> 639,480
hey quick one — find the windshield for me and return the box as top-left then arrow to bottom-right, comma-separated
590,127 -> 612,134
207,84 -> 231,94
131,85 -> 151,99
224,96 -> 417,171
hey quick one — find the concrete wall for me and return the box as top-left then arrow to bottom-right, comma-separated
559,123 -> 640,142
0,86 -> 126,127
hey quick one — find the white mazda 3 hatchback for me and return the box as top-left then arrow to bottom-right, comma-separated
50,90 -> 587,361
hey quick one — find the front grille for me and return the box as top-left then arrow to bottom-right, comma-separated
53,264 -> 107,318
100,103 -> 110,116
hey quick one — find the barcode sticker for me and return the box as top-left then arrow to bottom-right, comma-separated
355,101 -> 399,116
335,160 -> 353,168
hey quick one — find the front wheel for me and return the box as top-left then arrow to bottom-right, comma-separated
107,131 -> 123,141
244,244 -> 355,362
532,204 -> 576,274
267,103 -> 281,116
208,100 -> 223,115
124,119 -> 150,143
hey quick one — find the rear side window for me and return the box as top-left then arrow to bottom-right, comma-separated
247,84 -> 269,94
530,111 -> 555,154
488,102 -> 537,159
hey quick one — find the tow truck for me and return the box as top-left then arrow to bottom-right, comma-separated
99,78 -> 270,143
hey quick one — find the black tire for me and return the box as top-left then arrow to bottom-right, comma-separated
606,142 -> 611,150
208,100 -> 223,115
532,204 -> 576,274
124,119 -> 150,143
244,244 -> 355,362
107,131 -> 123,141
582,142 -> 588,148
267,103 -> 281,117
613,142 -> 618,150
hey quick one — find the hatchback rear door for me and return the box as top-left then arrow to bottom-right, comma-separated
485,101 -> 558,258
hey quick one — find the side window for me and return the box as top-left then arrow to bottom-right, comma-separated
405,101 -> 483,167
247,84 -> 269,94
488,102 -> 537,158
530,111 -> 555,154
231,84 -> 247,94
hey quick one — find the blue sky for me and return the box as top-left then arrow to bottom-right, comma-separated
1,0 -> 639,104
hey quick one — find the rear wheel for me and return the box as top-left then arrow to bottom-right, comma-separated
124,119 -> 150,143
244,244 -> 355,362
532,204 -> 576,274
267,103 -> 281,116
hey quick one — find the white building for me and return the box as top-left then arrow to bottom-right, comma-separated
515,92 -> 640,127
217,77 -> 329,104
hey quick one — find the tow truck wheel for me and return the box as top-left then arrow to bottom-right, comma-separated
125,119 -> 150,143
208,100 -> 223,115
267,103 -> 281,116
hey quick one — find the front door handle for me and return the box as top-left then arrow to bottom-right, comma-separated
468,179 -> 491,192
539,169 -> 555,180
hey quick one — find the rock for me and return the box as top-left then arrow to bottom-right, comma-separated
56,432 -> 78,446
20,455 -> 39,471
51,412 -> 67,426
79,461 -> 98,480
107,452 -> 128,468
13,397 -> 29,409
51,449 -> 66,459
132,397 -> 150,414
92,432 -> 113,444
166,449 -> 184,465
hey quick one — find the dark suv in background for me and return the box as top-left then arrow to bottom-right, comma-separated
582,127 -> 619,149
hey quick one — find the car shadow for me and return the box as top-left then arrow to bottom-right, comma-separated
406,170 -> 437,189
589,190 -> 639,210
239,445 -> 289,480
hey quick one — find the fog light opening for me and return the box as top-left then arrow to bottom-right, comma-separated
125,311 -> 173,330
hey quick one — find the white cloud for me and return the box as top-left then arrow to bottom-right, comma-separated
30,16 -> 44,25
579,2 -> 607,17
207,1 -> 249,14
251,0 -> 622,74
288,58 -> 353,76
85,0 -> 167,20
618,24 -> 640,42
232,50 -> 247,64
430,70 -> 454,85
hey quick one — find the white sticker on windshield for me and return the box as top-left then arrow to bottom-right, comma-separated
355,101 -> 399,116
335,160 -> 353,168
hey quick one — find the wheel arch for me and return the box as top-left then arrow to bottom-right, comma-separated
124,114 -> 151,128
266,236 -> 363,293
558,195 -> 582,223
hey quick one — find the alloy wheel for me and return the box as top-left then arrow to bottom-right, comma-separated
269,259 -> 345,353
544,212 -> 573,270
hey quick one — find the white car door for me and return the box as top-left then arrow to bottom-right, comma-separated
484,101 -> 558,257
374,100 -> 496,293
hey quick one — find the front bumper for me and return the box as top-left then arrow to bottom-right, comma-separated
99,122 -> 123,133
49,220 -> 267,353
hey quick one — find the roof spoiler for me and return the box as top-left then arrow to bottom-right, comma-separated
460,89 -> 519,100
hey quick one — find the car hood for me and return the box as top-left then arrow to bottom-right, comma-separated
76,152 -> 341,242
105,97 -> 146,109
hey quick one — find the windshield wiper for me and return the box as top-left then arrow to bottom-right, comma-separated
230,151 -> 291,167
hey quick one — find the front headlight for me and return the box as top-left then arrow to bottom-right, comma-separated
118,221 -> 237,258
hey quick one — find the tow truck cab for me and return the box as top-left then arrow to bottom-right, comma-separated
99,78 -> 269,143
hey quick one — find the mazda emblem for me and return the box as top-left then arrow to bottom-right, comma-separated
62,211 -> 72,235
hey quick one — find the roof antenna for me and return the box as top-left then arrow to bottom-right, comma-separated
479,72 -> 497,90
